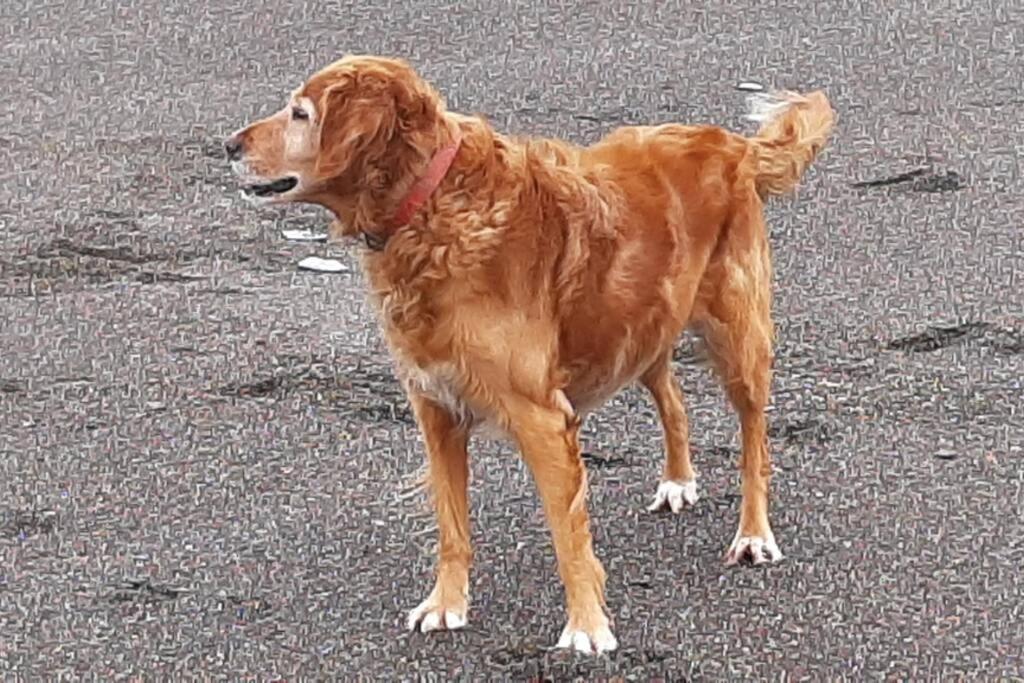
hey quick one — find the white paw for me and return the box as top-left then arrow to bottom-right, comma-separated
725,528 -> 784,566
647,479 -> 699,513
407,599 -> 468,633
556,622 -> 618,654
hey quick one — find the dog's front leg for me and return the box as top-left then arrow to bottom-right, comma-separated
508,392 -> 618,654
406,393 -> 473,633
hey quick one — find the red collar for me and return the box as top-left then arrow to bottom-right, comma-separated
362,128 -> 463,250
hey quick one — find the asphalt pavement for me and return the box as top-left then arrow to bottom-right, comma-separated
1,0 -> 1023,679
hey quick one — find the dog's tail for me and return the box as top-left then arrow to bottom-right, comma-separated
746,89 -> 835,198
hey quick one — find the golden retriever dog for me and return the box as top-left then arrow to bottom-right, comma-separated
225,55 -> 833,654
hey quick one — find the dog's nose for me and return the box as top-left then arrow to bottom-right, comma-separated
224,136 -> 244,161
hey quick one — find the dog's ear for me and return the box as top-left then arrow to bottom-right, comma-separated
314,65 -> 442,179
389,75 -> 441,134
315,79 -> 393,179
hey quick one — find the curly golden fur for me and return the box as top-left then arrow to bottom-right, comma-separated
226,54 -> 834,654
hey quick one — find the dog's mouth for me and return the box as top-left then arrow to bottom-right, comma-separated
242,176 -> 299,197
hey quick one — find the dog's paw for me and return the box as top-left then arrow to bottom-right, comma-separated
407,596 -> 468,633
556,621 -> 618,654
725,529 -> 783,566
647,479 -> 699,513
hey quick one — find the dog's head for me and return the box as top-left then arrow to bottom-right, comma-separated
224,55 -> 446,208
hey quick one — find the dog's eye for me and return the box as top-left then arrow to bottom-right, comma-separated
291,107 -> 309,121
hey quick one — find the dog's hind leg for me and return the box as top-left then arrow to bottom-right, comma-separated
699,202 -> 783,566
406,393 -> 474,633
641,354 -> 699,513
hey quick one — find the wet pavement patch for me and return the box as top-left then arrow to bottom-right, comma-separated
581,452 -> 633,469
217,375 -> 289,398
0,379 -> 25,394
484,641 -> 549,670
910,170 -> 964,193
133,271 -> 207,284
221,594 -> 275,623
705,445 -> 737,459
485,642 -> 675,680
887,322 -> 1023,353
851,167 -> 964,193
214,357 -> 414,423
180,137 -> 227,161
851,167 -> 928,189
1,509 -> 58,539
2,236 -> 212,292
768,415 -> 834,445
672,343 -> 708,366
109,578 -> 187,604
43,238 -> 163,265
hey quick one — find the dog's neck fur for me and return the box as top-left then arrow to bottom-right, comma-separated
317,114 -> 461,243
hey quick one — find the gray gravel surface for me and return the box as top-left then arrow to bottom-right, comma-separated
2,0 -> 1023,679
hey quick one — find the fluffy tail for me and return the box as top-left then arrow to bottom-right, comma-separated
746,89 -> 835,197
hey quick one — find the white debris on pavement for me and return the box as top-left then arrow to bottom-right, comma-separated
281,229 -> 328,242
736,81 -> 766,92
297,256 -> 347,273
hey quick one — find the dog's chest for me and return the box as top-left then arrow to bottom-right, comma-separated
400,361 -> 466,419
395,357 -> 507,440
